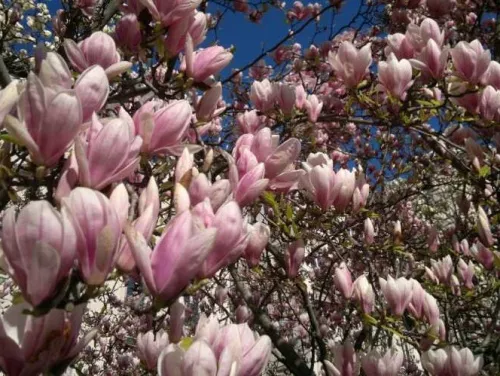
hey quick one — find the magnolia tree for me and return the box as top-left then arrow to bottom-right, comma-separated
0,0 -> 499,374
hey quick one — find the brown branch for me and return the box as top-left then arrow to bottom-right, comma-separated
0,55 -> 11,87
229,266 -> 312,376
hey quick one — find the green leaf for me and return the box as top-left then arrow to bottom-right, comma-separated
479,165 -> 491,177
286,204 -> 294,221
362,313 -> 378,326
0,133 -> 22,145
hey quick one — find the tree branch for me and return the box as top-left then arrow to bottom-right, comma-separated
0,55 -> 12,87
229,267 -> 312,376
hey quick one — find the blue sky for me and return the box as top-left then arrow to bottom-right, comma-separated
41,0 -> 364,76
207,0 -> 363,76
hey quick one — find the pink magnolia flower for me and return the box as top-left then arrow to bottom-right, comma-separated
211,323 -> 272,376
1,201 -> 76,306
334,262 -> 353,299
236,305 -> 251,323
352,172 -> 370,213
184,35 -> 233,82
285,239 -> 305,278
195,200 -> 249,278
136,329 -> 169,370
62,187 -> 127,285
34,52 -> 110,122
472,242 -> 495,270
76,0 -> 97,17
0,79 -> 21,126
408,279 -> 425,319
169,299 -> 186,343
295,84 -> 307,109
476,206 -> 493,246
0,303 -> 95,376
421,346 -> 483,376
334,169 -> 358,211
194,314 -> 220,345
125,208 -> 217,303
385,33 -> 415,60
378,54 -> 414,100
140,0 -> 202,27
250,79 -> 277,112
275,83 -> 296,115
158,341 -> 217,376
164,11 -> 207,56
325,341 -> 360,376
233,127 -> 304,192
4,73 -> 82,167
405,18 -> 444,52
457,259 -> 475,289
410,39 -> 449,80
133,100 -> 192,156
249,59 -> 273,80
184,167 -> 231,211
379,276 -> 413,316
361,348 -> 403,376
116,177 -> 160,273
481,61 -> 500,89
328,41 -> 372,88
427,225 -> 440,253
196,82 -> 223,122
304,94 -> 323,122
231,160 -> 270,207
115,14 -> 142,52
75,112 -> 142,190
243,223 -> 270,267
352,275 -> 374,313
422,292 -> 440,325
479,86 -> 500,121
300,152 -> 337,210
364,218 -> 375,245
64,32 -> 132,79
450,40 -> 491,84
237,110 -> 264,134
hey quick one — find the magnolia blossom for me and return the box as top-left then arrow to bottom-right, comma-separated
62,186 -> 127,285
250,79 -> 277,112
378,54 -> 414,100
379,276 -> 413,316
0,303 -> 95,375
421,346 -> 483,376
450,40 -> 491,84
116,177 -> 160,273
328,41 -> 372,88
125,208 -> 217,303
325,341 -> 360,376
64,32 -> 132,79
300,152 -> 365,212
136,329 -> 169,370
285,239 -> 305,278
184,35 -> 233,82
74,112 -> 142,190
1,201 -> 76,306
3,73 -> 82,167
410,39 -> 449,80
159,319 -> 272,376
133,100 -> 192,156
361,348 -> 403,376
233,127 -> 304,193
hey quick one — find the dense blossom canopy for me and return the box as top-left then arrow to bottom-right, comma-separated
0,0 -> 499,374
